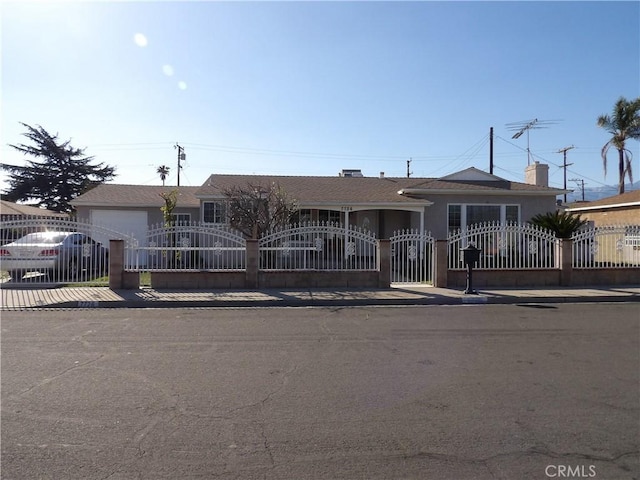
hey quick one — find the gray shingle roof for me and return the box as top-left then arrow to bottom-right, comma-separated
69,171 -> 565,209
71,185 -> 201,208
0,200 -> 68,217
197,174 -> 563,204
196,175 -> 426,204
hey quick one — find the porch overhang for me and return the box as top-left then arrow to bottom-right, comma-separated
299,201 -> 433,213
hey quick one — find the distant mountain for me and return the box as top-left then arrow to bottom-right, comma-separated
564,181 -> 640,203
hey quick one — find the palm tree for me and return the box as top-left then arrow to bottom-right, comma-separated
529,210 -> 587,239
157,165 -> 170,186
597,96 -> 640,194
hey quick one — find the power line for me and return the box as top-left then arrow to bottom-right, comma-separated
494,134 -> 610,188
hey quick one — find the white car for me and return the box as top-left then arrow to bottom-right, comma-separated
0,231 -> 109,282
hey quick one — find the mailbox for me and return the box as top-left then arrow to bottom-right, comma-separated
461,243 -> 481,295
461,244 -> 481,267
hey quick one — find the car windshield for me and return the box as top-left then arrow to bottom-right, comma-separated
12,233 -> 68,244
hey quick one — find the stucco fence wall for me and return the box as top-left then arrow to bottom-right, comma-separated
109,239 -> 391,290
109,238 -> 639,290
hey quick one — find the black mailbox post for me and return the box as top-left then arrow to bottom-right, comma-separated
461,244 -> 481,294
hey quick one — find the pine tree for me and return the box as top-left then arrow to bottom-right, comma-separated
1,123 -> 116,212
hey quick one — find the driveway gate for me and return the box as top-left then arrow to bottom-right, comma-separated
390,229 -> 435,285
0,216 -> 137,285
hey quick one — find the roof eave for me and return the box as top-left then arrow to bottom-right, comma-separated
566,201 -> 640,212
398,188 -> 567,196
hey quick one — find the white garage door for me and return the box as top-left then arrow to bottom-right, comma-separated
90,210 -> 148,247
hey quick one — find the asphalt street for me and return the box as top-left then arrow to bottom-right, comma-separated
1,304 -> 639,480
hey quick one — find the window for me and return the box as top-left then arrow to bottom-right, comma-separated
319,209 -> 341,224
448,205 -> 461,232
506,205 -> 519,223
467,205 -> 500,226
174,213 -> 191,224
293,209 -> 312,224
203,201 -> 227,224
448,204 -> 520,232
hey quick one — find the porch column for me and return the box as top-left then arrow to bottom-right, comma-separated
344,209 -> 350,259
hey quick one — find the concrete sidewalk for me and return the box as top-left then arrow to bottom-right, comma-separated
1,284 -> 639,310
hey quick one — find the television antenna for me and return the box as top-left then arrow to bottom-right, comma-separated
506,118 -> 558,166
569,177 -> 586,202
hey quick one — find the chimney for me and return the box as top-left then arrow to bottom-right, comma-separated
525,161 -> 549,187
379,172 -> 385,178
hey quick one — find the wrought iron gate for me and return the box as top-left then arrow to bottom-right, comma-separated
390,229 -> 434,285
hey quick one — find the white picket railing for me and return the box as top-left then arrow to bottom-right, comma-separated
572,224 -> 640,268
259,222 -> 378,271
128,222 -> 246,271
448,222 -> 560,270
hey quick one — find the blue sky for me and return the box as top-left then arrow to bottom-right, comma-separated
2,1 -> 639,195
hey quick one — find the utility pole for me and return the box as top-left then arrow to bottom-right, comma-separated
557,145 -> 575,204
406,158 -> 412,178
569,178 -> 586,201
489,127 -> 494,174
175,143 -> 185,186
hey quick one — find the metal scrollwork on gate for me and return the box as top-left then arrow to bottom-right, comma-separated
346,241 -> 356,257
213,241 -> 223,257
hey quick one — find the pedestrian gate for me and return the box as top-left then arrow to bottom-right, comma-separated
390,230 -> 435,285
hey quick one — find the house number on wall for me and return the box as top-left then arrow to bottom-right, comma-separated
341,206 -> 353,212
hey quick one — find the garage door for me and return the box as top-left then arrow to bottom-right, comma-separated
90,210 -> 148,247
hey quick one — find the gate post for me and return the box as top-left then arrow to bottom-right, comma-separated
109,239 -> 139,289
434,240 -> 448,288
109,240 -> 125,289
378,239 -> 391,289
560,239 -> 573,286
245,239 -> 259,289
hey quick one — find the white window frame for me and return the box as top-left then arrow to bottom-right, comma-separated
448,203 -> 520,231
202,201 -> 228,224
174,213 -> 191,224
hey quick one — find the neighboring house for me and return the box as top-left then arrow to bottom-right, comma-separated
0,199 -> 68,221
1,199 -> 68,243
71,164 -> 566,241
565,190 -> 640,226
71,185 -> 201,243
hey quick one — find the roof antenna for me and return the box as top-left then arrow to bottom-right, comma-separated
406,158 -> 412,178
506,119 -> 558,166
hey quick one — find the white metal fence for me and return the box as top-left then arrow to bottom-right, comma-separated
127,222 -> 246,271
390,229 -> 435,284
259,222 -> 378,271
0,217 -> 136,284
448,222 -> 560,270
572,224 -> 640,268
